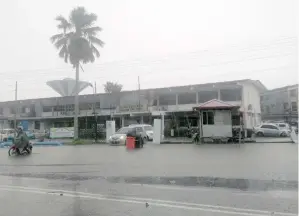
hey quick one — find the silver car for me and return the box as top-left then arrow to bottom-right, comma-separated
129,124 -> 153,141
254,123 -> 287,137
108,127 -> 131,145
275,123 -> 291,135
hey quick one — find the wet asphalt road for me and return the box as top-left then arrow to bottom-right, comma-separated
0,143 -> 297,215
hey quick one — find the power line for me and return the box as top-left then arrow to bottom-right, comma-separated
0,50 -> 295,83
1,64 -> 294,94
0,37 -> 295,78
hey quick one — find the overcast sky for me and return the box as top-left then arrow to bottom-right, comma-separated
0,0 -> 297,101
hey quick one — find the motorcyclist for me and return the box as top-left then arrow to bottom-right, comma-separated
14,127 -> 29,154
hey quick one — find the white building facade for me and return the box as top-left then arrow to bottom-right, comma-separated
0,79 -> 266,133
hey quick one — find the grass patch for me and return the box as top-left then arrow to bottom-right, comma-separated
71,139 -> 85,145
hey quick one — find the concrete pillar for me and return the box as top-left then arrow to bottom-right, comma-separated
196,92 -> 199,104
140,116 -> 144,124
121,116 -> 125,127
218,89 -> 221,100
175,94 -> 178,105
161,113 -> 165,139
40,122 -> 45,131
153,119 -> 162,144
106,121 -> 115,142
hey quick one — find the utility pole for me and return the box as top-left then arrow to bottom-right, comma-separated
93,82 -> 98,142
14,81 -> 18,139
138,76 -> 142,123
74,64 -> 80,139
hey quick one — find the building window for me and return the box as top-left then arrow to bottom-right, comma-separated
198,91 -> 218,103
178,93 -> 196,104
220,88 -> 242,101
43,106 -> 52,112
291,102 -> 298,112
283,103 -> 289,111
159,94 -> 176,105
248,104 -> 252,111
290,89 -> 297,97
265,105 -> 270,113
202,111 -> 214,125
95,102 -> 101,109
34,121 -> 40,130
20,106 -> 26,113
10,107 -> 16,114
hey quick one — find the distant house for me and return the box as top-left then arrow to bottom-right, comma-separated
261,84 -> 298,122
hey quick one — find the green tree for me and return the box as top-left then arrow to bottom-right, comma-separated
50,7 -> 104,139
103,81 -> 123,93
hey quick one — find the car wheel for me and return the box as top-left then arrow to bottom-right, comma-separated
256,132 -> 264,137
280,132 -> 287,137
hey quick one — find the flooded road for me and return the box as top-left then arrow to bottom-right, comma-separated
0,143 -> 297,215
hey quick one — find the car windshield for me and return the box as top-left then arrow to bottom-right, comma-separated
144,126 -> 153,131
115,127 -> 130,134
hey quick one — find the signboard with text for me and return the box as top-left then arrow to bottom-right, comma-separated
119,104 -> 146,112
50,127 -> 74,138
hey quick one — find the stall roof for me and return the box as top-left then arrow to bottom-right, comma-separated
193,99 -> 240,110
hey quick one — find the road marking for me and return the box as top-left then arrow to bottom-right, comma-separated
0,185 -> 296,216
130,183 -> 298,199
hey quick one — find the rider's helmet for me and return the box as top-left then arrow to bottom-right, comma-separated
17,126 -> 23,133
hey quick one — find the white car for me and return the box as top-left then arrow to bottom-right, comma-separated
129,124 -> 153,141
0,129 -> 15,141
254,123 -> 288,137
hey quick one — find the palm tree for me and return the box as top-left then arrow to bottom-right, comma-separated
50,7 -> 104,139
103,81 -> 123,93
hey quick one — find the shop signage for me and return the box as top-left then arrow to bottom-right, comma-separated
50,127 -> 74,138
119,104 -> 145,112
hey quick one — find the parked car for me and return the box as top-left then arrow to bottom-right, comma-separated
108,127 -> 131,145
25,131 -> 36,140
254,123 -> 287,137
0,129 -> 15,142
275,123 -> 291,135
108,124 -> 151,146
129,124 -> 153,141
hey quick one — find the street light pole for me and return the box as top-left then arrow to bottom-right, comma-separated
91,82 -> 98,142
14,81 -> 18,139
74,64 -> 80,139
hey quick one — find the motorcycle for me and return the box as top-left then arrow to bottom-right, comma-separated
8,143 -> 33,156
192,132 -> 200,144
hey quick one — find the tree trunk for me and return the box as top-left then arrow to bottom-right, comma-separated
74,63 -> 79,139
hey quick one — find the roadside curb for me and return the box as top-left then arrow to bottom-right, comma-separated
3,172 -> 296,191
106,176 -> 298,191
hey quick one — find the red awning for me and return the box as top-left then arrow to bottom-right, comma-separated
193,99 -> 240,110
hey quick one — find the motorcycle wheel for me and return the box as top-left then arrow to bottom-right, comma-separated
25,147 -> 32,154
8,148 -> 18,156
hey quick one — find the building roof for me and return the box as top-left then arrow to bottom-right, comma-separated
193,99 -> 239,110
0,79 -> 266,105
261,84 -> 298,95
